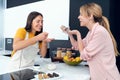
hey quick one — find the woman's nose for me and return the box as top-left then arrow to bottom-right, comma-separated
39,22 -> 43,26
78,15 -> 80,19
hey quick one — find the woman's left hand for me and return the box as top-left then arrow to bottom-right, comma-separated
68,30 -> 81,36
44,38 -> 55,43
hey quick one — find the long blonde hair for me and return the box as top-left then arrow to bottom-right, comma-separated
80,3 -> 119,56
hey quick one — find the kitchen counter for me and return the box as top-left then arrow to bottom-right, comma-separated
0,55 -> 11,74
0,55 -> 90,80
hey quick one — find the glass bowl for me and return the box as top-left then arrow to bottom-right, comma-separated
63,56 -> 82,66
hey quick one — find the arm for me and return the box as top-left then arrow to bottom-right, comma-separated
70,30 -> 92,61
13,36 -> 39,51
39,41 -> 47,57
77,33 -> 84,52
39,38 -> 54,57
69,34 -> 78,50
68,30 -> 89,60
60,26 -> 83,50
68,30 -> 84,51
80,30 -> 105,60
13,32 -> 48,51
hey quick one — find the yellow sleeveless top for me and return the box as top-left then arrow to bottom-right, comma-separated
11,28 -> 42,56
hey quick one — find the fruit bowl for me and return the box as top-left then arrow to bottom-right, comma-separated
63,56 -> 82,66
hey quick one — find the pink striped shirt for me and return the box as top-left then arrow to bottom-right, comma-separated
81,23 -> 120,80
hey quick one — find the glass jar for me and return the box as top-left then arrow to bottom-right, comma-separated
66,48 -> 72,58
61,48 -> 66,57
56,47 -> 62,58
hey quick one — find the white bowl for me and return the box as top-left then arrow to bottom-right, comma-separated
47,63 -> 56,70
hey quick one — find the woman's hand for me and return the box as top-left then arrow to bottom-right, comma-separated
72,46 -> 78,50
69,30 -> 82,39
68,30 -> 80,35
36,32 -> 48,41
60,25 -> 69,32
44,38 -> 55,43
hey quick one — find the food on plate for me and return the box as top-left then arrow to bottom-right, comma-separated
38,72 -> 59,79
43,74 -> 49,79
53,72 -> 59,77
38,74 -> 43,79
38,73 -> 49,79
47,73 -> 54,78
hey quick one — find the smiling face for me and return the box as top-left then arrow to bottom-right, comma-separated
31,15 -> 43,33
78,3 -> 103,27
78,12 -> 90,27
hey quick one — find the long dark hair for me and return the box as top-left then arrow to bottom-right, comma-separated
25,11 -> 43,36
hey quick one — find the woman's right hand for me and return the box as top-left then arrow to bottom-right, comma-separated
36,32 -> 48,41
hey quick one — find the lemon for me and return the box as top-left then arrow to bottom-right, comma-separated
63,56 -> 68,60
75,57 -> 80,62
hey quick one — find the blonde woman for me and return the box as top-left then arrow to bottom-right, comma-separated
63,3 -> 120,80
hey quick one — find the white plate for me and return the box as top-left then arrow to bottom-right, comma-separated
34,72 -> 63,80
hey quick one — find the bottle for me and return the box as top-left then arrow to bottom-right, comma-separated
61,48 -> 66,57
56,47 -> 62,58
66,48 -> 72,58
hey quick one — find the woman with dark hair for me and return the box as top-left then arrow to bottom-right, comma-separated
10,11 -> 53,69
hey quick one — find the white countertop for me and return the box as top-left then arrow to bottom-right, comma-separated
0,55 -> 90,80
